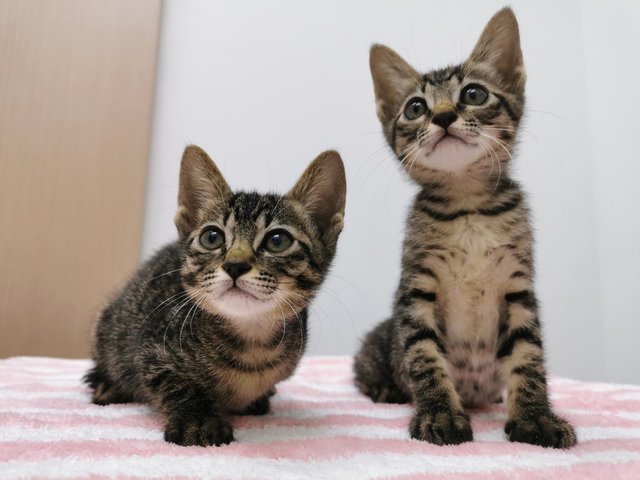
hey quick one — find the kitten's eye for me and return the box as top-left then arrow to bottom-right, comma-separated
199,227 -> 225,250
404,98 -> 427,120
263,230 -> 293,253
460,85 -> 489,106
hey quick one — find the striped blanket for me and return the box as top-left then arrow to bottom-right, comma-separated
1,356 -> 639,479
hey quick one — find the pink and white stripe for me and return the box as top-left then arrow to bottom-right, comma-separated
1,356 -> 639,479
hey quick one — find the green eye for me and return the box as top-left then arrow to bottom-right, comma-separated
263,230 -> 293,253
404,97 -> 427,120
199,227 -> 225,250
460,84 -> 489,105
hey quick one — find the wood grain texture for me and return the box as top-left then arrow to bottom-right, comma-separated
0,0 -> 161,357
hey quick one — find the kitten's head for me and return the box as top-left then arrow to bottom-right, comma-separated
175,145 -> 346,337
370,7 -> 525,183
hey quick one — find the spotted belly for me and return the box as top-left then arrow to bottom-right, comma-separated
446,341 -> 504,408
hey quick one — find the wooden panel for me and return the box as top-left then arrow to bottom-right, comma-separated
0,0 -> 161,358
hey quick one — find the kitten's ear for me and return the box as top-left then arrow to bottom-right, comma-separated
287,150 -> 346,245
467,7 -> 525,92
370,44 -> 421,124
175,145 -> 231,239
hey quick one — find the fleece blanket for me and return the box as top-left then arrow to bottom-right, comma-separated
0,356 -> 639,479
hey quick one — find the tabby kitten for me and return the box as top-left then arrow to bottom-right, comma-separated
86,145 -> 346,447
354,8 -> 576,448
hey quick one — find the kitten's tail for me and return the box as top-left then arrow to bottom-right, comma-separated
83,365 -> 103,389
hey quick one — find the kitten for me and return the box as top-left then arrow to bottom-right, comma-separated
354,8 -> 576,448
85,145 -> 346,447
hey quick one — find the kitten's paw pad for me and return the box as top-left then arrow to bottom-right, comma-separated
410,409 -> 473,445
164,415 -> 234,447
505,413 -> 577,448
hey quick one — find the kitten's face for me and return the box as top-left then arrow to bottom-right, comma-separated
370,8 -> 526,183
175,146 -> 346,337
181,193 -> 327,327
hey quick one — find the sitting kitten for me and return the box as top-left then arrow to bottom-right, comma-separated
354,8 -> 576,448
86,145 -> 346,446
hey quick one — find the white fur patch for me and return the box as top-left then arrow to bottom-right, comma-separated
434,216 -> 523,406
420,136 -> 482,172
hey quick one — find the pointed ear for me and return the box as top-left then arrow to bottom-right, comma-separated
175,145 -> 231,239
287,150 -> 346,245
370,44 -> 421,125
467,7 -> 525,92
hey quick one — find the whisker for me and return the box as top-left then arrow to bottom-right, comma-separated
146,268 -> 183,283
162,296 -> 194,355
137,290 -> 191,345
179,290 -> 206,353
477,132 -> 515,192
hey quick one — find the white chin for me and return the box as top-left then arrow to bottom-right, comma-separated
212,289 -> 276,323
419,137 -> 480,172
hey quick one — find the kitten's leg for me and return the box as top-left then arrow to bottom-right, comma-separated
354,318 -> 409,404
498,290 -> 577,448
84,365 -> 134,405
240,394 -> 271,416
143,363 -> 233,447
400,310 -> 473,445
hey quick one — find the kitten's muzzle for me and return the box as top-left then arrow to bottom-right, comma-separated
223,261 -> 251,280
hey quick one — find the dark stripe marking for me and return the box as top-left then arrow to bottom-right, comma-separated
404,326 -> 446,353
477,193 -> 522,216
420,204 -> 469,221
410,265 -> 438,279
505,290 -> 537,310
497,327 -> 542,359
494,93 -> 520,122
409,288 -> 437,302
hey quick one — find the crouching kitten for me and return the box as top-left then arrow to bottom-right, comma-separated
85,145 -> 346,446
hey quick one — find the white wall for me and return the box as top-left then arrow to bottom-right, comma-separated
581,1 -> 640,384
142,0 -> 638,383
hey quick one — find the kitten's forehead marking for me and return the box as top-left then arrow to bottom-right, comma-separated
423,74 -> 463,107
255,212 -> 267,231
226,239 -> 254,264
224,210 -> 238,246
421,66 -> 462,88
433,102 -> 456,115
224,199 -> 275,249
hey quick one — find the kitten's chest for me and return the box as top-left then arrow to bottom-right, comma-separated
211,346 -> 296,411
434,216 -> 517,334
227,366 -> 289,409
426,216 -> 516,407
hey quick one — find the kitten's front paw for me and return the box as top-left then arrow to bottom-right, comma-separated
410,409 -> 473,445
164,414 -> 234,447
505,412 -> 577,448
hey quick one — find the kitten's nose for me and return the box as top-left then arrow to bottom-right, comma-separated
223,261 -> 251,280
432,111 -> 458,130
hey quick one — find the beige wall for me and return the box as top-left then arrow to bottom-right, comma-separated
0,0 -> 161,358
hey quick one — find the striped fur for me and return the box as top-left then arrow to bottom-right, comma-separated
355,8 -> 576,448
86,146 -> 346,446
